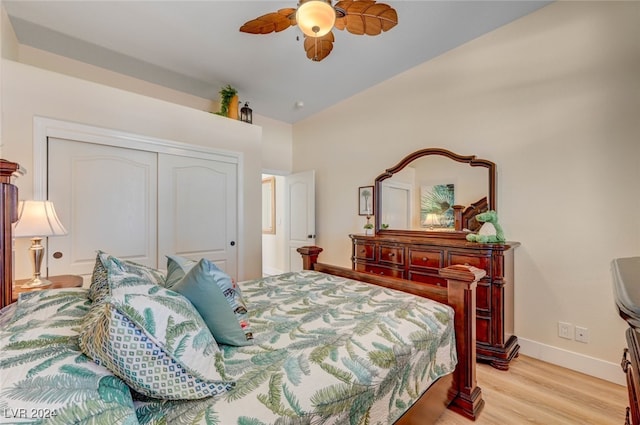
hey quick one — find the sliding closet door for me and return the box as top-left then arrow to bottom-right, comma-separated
157,154 -> 237,279
47,138 -> 158,276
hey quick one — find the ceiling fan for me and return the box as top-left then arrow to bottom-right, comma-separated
239,0 -> 398,62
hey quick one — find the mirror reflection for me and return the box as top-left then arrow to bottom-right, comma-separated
375,149 -> 495,235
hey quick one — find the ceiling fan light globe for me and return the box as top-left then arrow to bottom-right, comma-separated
296,0 -> 336,37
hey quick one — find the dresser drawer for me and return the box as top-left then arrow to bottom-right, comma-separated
356,263 -> 405,279
409,249 -> 443,270
379,245 -> 405,265
448,252 -> 491,275
409,271 -> 447,287
354,242 -> 375,260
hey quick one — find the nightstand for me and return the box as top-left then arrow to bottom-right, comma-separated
12,274 -> 84,302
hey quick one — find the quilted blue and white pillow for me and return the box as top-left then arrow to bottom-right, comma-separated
80,256 -> 234,400
88,250 -> 165,302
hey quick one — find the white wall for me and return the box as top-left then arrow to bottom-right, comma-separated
2,59 -> 264,281
0,5 -> 294,281
292,1 -> 640,383
14,34 -> 293,175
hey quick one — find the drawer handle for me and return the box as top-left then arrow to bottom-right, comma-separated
360,249 -> 365,254
422,257 -> 427,261
622,348 -> 630,372
388,253 -> 395,257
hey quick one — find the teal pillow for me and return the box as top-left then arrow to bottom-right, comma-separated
170,258 -> 253,346
165,255 -> 197,288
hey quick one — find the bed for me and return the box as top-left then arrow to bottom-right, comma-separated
0,159 -> 483,424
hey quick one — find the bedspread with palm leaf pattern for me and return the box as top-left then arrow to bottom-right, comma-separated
0,289 -> 139,424
135,270 -> 457,425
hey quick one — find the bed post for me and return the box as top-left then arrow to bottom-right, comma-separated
298,246 -> 323,270
0,159 -> 20,309
440,264 -> 485,420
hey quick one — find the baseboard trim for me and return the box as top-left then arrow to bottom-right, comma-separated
518,337 -> 625,386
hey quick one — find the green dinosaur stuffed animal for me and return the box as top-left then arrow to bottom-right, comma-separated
466,210 -> 506,243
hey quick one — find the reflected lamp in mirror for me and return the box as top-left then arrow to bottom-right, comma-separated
423,213 -> 440,230
13,200 -> 67,288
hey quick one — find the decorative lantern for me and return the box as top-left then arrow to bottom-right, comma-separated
240,102 -> 253,124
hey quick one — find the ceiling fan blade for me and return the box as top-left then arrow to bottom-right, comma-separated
334,1 -> 398,35
239,8 -> 296,34
303,32 -> 335,62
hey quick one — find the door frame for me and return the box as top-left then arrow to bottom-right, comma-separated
31,116 -> 244,273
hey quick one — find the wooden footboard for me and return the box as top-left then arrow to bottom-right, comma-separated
299,246 -> 484,422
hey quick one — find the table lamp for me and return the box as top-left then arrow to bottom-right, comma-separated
13,200 -> 67,288
423,213 -> 440,230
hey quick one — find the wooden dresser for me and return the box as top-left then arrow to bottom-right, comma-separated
351,233 -> 520,370
612,256 -> 640,425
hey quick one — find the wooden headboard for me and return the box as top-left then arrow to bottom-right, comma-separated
0,159 -> 21,309
453,196 -> 489,232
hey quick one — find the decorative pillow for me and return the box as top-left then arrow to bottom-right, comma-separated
79,256 -> 234,400
88,250 -> 166,302
170,257 -> 253,346
164,255 -> 197,288
0,289 -> 139,425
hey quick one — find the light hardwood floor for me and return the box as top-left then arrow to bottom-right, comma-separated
437,355 -> 627,424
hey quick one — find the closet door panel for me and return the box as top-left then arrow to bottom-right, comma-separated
47,138 -> 158,276
157,154 -> 237,279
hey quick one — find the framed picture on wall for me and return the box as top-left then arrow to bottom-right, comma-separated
358,186 -> 374,216
420,183 -> 455,229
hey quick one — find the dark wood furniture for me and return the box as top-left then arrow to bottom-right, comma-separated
351,233 -> 519,370
374,148 -> 496,235
12,274 -> 84,302
1,159 -> 21,309
360,147 -> 520,370
612,256 -> 640,425
299,246 -> 484,422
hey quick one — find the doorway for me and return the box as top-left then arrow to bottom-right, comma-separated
262,174 -> 285,276
261,170 -> 315,276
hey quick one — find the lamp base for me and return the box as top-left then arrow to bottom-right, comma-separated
20,277 -> 53,289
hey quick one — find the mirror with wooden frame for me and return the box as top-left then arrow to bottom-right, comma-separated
374,148 -> 496,238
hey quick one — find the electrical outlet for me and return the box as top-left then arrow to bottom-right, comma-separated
575,326 -> 589,343
558,322 -> 573,339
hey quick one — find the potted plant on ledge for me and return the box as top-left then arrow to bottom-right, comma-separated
216,85 -> 239,119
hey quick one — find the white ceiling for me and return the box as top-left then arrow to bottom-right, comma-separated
4,1 -> 551,124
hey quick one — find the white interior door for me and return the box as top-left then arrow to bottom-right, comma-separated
285,170 -> 315,272
157,154 -> 237,279
381,181 -> 412,229
47,138 -> 158,276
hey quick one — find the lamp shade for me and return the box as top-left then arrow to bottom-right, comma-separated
14,200 -> 67,238
423,213 -> 440,228
296,0 -> 336,37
